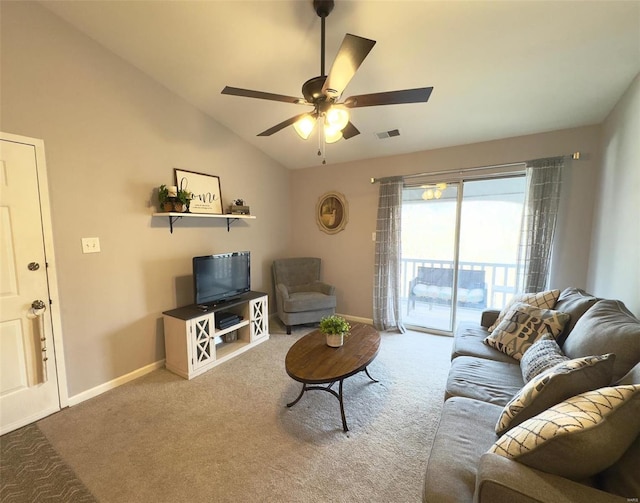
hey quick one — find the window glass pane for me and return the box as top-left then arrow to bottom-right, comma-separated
456,177 -> 526,326
402,183 -> 458,332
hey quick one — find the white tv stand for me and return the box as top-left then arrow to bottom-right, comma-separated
162,291 -> 269,380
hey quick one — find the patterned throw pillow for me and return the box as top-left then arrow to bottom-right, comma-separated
495,353 -> 615,434
484,302 -> 570,360
488,289 -> 560,332
490,385 -> 640,480
520,333 -> 569,382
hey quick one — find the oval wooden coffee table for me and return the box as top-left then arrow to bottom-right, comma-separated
285,323 -> 381,431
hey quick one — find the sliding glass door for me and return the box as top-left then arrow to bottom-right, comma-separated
402,176 -> 526,333
402,182 -> 459,332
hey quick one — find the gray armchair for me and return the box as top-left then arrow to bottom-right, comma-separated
272,257 -> 336,334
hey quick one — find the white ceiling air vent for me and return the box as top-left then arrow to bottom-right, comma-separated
376,129 -> 400,139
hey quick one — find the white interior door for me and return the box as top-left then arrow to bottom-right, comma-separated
0,135 -> 63,434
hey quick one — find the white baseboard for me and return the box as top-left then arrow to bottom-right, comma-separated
67,359 -> 165,407
269,313 -> 373,325
269,312 -> 374,327
337,313 -> 373,325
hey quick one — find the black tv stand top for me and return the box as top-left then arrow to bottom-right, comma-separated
202,294 -> 246,309
163,291 -> 267,321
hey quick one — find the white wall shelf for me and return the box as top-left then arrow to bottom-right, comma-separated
153,212 -> 256,233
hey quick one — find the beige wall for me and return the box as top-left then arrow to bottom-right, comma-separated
1,2 -> 290,397
289,126 -> 602,320
589,74 -> 640,315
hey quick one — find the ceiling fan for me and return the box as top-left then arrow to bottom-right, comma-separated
221,0 -> 433,153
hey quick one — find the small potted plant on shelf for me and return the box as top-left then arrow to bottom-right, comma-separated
319,315 -> 351,348
174,189 -> 192,213
158,184 -> 174,212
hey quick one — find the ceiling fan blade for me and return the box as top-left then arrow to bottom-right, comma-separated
321,34 -> 376,99
343,87 -> 433,108
342,121 -> 360,140
222,86 -> 307,105
257,113 -> 310,137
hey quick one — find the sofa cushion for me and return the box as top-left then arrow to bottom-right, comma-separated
282,291 -> 336,313
495,353 -> 616,435
446,356 -> 523,406
423,397 -> 502,503
563,299 -> 640,382
488,289 -> 560,331
484,302 -> 570,360
451,322 -> 516,363
519,333 -> 569,382
554,287 -> 599,346
598,434 -> 640,499
617,362 -> 640,385
476,452 -> 612,503
480,309 -> 500,329
490,385 -> 640,480
608,358 -> 640,496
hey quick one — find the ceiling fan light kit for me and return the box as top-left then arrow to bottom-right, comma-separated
221,0 -> 433,164
323,123 -> 343,144
325,106 -> 349,131
293,114 -> 316,140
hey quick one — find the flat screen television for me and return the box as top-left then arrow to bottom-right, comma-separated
193,251 -> 250,306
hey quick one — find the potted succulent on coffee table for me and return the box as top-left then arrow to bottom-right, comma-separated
319,315 -> 351,348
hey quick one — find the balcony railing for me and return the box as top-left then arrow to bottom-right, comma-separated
401,258 -> 518,310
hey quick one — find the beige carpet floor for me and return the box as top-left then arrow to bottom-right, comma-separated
36,323 -> 452,503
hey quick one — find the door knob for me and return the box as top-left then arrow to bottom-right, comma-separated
28,262 -> 40,271
31,300 -> 47,317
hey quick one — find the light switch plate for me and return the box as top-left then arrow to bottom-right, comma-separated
81,237 -> 100,254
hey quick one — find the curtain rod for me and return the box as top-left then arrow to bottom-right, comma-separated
370,152 -> 582,184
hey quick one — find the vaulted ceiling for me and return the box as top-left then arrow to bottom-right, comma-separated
41,1 -> 640,169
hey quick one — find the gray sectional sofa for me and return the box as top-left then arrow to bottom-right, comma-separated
423,287 -> 640,503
